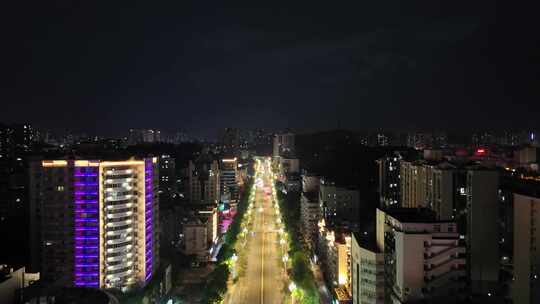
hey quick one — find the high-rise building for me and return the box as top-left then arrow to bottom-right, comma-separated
376,133 -> 390,147
273,133 -> 295,158
128,129 -> 161,145
351,233 -> 384,304
220,128 -> 240,153
220,157 -> 238,202
159,155 -> 176,193
279,157 -> 300,176
377,208 -> 466,303
377,153 -> 402,209
319,178 -> 361,227
300,191 -> 319,250
0,124 -> 12,158
399,160 -> 466,220
466,168 -> 499,294
512,191 -> 540,304
302,174 -> 320,193
188,155 -> 220,205
29,158 -> 159,291
0,123 -> 34,157
400,160 -> 428,209
515,146 -> 538,170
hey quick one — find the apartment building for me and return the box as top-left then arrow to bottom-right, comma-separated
29,158 -> 159,291
377,208 -> 466,303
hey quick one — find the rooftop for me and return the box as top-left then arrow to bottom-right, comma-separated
353,232 -> 380,253
503,176 -> 540,198
301,191 -> 318,202
383,208 -> 448,223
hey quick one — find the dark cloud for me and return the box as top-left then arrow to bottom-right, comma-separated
1,1 -> 539,137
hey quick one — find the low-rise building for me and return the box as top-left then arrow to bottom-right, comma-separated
180,205 -> 219,262
318,220 -> 352,300
182,218 -> 209,261
198,206 -> 219,246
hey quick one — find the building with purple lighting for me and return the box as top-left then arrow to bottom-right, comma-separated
29,158 -> 159,292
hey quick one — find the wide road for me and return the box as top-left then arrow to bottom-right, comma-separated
225,160 -> 284,304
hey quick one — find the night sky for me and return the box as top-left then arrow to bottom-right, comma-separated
2,1 -> 539,138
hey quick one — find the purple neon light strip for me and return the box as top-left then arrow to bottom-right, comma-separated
144,160 -> 153,281
75,237 -> 98,240
73,165 -> 100,288
75,254 -> 99,258
75,227 -> 98,231
74,191 -> 98,195
75,219 -> 97,222
75,282 -> 99,286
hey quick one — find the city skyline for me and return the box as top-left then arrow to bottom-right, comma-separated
2,2 -> 540,303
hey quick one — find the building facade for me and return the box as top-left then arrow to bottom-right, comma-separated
220,157 -> 238,202
159,154 -> 176,193
377,153 -> 402,209
29,158 -> 159,291
319,179 -> 361,226
351,233 -> 384,304
379,208 -> 466,303
188,156 -> 220,205
273,133 -> 295,158
0,265 -> 40,304
300,191 -> 320,250
466,169 -> 499,294
302,174 -> 320,193
317,225 -> 352,300
399,160 -> 467,220
512,192 -> 540,304
128,129 -> 162,145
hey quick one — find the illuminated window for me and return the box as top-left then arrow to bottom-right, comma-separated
56,186 -> 65,192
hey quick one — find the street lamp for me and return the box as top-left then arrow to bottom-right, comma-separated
288,282 -> 296,292
231,253 -> 238,278
288,282 -> 297,304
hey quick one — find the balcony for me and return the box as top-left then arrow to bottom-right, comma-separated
424,257 -> 465,277
425,246 -> 464,265
105,168 -> 135,175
